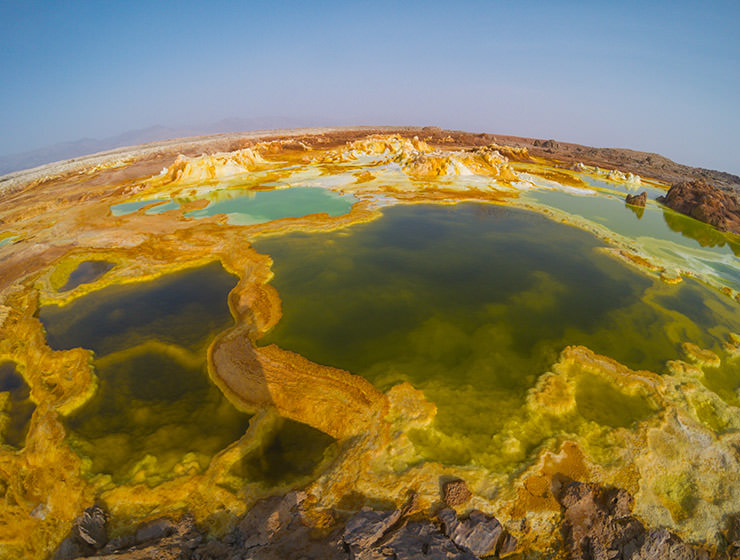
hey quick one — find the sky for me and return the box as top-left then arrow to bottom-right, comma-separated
1,0 -> 739,174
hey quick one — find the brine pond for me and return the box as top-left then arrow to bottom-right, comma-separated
36,202 -> 740,479
255,203 -> 740,469
39,262 -> 332,485
527,188 -> 740,291
110,186 -> 356,226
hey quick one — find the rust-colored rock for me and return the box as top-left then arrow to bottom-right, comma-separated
555,480 -> 712,560
658,180 -> 740,234
443,479 -> 472,507
625,191 -> 647,207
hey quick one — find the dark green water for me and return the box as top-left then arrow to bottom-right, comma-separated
39,261 -> 334,484
42,262 -> 237,356
255,203 -> 740,467
40,262 -> 250,481
231,418 -> 336,485
528,189 -> 740,291
0,361 -> 35,449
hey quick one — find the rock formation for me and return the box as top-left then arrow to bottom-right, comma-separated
443,479 -> 472,507
625,191 -> 647,207
53,493 -> 521,560
555,480 -> 714,560
150,147 -> 267,187
658,180 -> 740,234
57,482 -> 737,559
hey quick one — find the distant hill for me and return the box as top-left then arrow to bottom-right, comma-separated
0,117 -> 320,176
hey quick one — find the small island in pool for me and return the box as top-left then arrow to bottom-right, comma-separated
0,127 -> 739,559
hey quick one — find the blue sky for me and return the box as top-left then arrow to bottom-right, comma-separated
1,1 -> 739,174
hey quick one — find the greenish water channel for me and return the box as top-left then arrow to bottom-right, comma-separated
0,362 -> 35,449
255,203 -> 740,469
110,186 -> 356,225
527,189 -> 740,290
0,235 -> 19,248
110,199 -> 167,216
39,262 -> 331,484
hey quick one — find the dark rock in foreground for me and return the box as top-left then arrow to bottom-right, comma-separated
55,481 -> 740,559
658,180 -> 740,234
52,492 -> 519,560
555,479 -> 714,560
54,506 -> 108,559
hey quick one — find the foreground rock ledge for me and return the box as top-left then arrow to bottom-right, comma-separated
54,482 -> 740,560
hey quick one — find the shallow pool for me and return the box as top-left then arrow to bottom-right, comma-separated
528,189 -> 740,290
184,186 -> 356,225
40,263 -> 249,482
58,260 -> 115,292
255,203 -> 740,470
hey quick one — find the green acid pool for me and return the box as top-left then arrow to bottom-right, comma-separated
110,186 -> 356,225
254,203 -> 740,470
184,186 -> 356,225
39,262 -> 332,484
526,189 -> 740,291
40,262 -> 248,482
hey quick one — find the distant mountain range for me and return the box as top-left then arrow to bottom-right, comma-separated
0,117 -> 325,176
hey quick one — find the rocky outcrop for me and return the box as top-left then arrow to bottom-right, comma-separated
329,134 -> 518,180
54,506 -> 108,559
342,505 -> 517,560
53,494 -> 520,560
625,192 -> 647,207
534,139 -> 559,150
149,147 -> 267,187
437,509 -> 517,557
51,479 -> 740,560
555,480 -> 713,560
658,180 -> 740,234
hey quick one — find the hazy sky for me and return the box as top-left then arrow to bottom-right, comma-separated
1,1 -> 739,174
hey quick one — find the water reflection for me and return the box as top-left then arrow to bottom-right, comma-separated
0,362 -> 35,449
662,209 -> 740,254
59,260 -> 115,292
